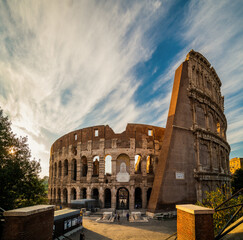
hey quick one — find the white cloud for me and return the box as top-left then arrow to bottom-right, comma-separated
0,0 -> 168,176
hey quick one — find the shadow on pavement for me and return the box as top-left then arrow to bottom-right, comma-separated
83,228 -> 112,240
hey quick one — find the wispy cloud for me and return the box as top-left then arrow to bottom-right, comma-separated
0,0 -> 169,176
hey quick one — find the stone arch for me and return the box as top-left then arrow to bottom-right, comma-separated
146,155 -> 154,174
134,154 -> 141,174
92,188 -> 99,200
53,188 -> 56,202
64,159 -> 68,176
81,156 -> 88,177
80,188 -> 87,199
93,156 -> 99,176
116,153 -> 130,174
116,187 -> 129,210
196,104 -> 206,129
199,142 -> 209,166
63,188 -> 68,203
71,188 -> 77,200
58,161 -> 62,177
71,159 -> 77,181
105,155 -> 112,175
54,162 -> 57,178
57,188 -> 61,203
104,188 -> 111,208
208,111 -> 215,132
135,187 -> 142,209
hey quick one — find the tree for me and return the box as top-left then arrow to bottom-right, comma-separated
0,108 -> 47,210
231,168 -> 243,193
197,187 -> 243,235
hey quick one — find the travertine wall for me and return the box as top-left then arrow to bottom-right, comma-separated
148,50 -> 231,212
49,50 -> 231,211
48,124 -> 164,210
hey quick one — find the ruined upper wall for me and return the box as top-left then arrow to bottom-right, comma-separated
148,50 -> 230,212
51,123 -> 165,154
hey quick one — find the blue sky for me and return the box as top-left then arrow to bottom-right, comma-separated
0,0 -> 242,177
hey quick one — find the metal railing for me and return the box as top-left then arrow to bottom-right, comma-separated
214,188 -> 243,240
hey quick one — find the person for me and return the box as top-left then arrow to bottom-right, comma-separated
126,212 -> 129,221
117,213 -> 120,222
114,213 -> 117,222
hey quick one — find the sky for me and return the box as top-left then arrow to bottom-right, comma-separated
0,0 -> 243,177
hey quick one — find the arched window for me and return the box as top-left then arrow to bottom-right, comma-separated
81,156 -> 88,177
57,188 -> 61,203
105,155 -> 112,175
81,188 -> 87,199
93,156 -> 99,176
104,188 -> 111,208
135,187 -> 142,209
64,159 -> 68,176
63,188 -> 68,203
92,188 -> 99,200
146,156 -> 153,174
71,188 -> 77,200
58,161 -> 62,177
54,162 -> 57,178
54,188 -> 56,202
134,155 -> 141,173
71,159 -> 77,181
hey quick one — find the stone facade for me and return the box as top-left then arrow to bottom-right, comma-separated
148,50 -> 231,212
48,124 -> 164,210
49,50 -> 231,211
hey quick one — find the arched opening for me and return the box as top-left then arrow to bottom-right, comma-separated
71,159 -> 77,181
104,188 -> 111,208
64,159 -> 68,176
54,162 -> 57,178
81,156 -> 88,177
80,188 -> 87,199
71,188 -> 77,200
53,188 -> 56,202
135,187 -> 142,209
63,188 -> 68,204
146,156 -> 153,174
92,188 -> 99,200
93,156 -> 99,176
116,187 -> 129,210
105,155 -> 112,175
135,155 -> 141,174
58,161 -> 62,177
217,121 -> 221,135
147,188 -> 152,206
57,188 -> 61,203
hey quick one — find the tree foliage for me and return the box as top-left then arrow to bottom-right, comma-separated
197,187 -> 243,235
231,168 -> 243,193
0,108 -> 47,210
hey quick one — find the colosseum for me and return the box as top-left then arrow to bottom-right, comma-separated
48,50 -> 231,212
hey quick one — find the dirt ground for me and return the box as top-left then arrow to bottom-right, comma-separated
70,216 -> 177,240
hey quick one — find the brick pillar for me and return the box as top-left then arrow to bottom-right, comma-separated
99,187 -> 104,208
87,187 -> 91,199
111,187 -> 116,209
3,205 -> 54,240
87,156 -> 92,181
77,158 -> 81,182
176,204 -> 214,240
129,186 -> 134,211
99,155 -> 105,182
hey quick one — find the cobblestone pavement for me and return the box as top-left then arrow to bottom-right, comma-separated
70,216 -> 177,240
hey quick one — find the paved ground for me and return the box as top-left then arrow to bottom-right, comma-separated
70,216 -> 177,240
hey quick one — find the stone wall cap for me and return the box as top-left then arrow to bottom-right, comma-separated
3,205 -> 55,217
176,204 -> 214,215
